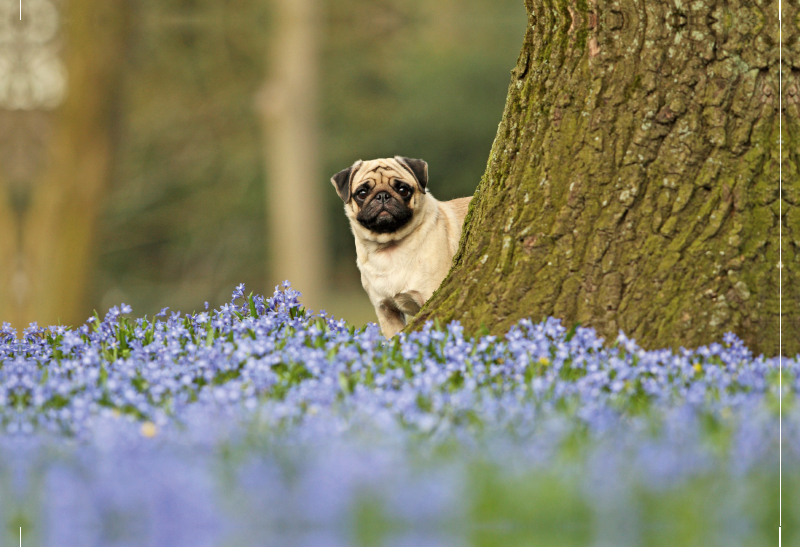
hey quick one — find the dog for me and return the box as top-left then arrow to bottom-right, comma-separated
331,156 -> 472,338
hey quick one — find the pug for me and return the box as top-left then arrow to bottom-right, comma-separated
331,156 -> 472,338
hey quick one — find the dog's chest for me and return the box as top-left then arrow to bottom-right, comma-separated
357,242 -> 443,301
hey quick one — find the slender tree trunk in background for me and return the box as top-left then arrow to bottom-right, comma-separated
0,0 -> 128,329
258,0 -> 324,309
409,0 -> 795,356
0,192 -> 15,324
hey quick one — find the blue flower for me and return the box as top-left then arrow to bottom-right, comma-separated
0,281 -> 794,541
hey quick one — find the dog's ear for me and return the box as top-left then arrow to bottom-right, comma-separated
331,160 -> 362,203
395,156 -> 428,193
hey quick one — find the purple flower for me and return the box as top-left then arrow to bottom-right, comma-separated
0,282 -> 794,543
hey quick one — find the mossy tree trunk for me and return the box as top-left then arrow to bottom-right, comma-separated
409,0 -> 795,356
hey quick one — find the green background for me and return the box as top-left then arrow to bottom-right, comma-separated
94,0 -> 526,325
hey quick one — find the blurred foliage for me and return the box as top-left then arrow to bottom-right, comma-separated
94,0 -> 526,320
96,0 -> 272,316
322,0 -> 526,279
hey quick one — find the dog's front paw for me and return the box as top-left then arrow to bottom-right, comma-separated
393,291 -> 423,316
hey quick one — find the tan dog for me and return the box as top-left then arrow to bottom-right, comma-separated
331,157 -> 471,338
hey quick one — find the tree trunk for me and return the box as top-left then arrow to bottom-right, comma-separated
409,0 -> 794,356
0,0 -> 128,328
0,185 -> 16,325
258,0 -> 324,310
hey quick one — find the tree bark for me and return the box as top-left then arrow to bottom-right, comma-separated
0,0 -> 128,328
409,0 -> 794,356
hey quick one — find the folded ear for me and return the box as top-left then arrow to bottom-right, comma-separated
395,156 -> 428,193
330,160 -> 363,203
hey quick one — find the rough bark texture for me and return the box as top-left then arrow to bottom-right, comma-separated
409,0 -> 795,356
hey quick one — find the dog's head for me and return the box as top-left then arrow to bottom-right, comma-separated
331,156 -> 428,237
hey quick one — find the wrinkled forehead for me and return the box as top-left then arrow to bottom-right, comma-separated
352,159 -> 413,187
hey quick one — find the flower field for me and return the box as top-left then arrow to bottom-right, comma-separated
1,283 -> 797,546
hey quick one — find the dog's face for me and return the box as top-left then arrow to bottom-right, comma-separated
331,157 -> 428,236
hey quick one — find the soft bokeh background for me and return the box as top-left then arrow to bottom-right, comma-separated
0,0 -> 526,329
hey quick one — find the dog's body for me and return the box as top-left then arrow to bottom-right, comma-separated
352,193 -> 471,335
331,157 -> 471,338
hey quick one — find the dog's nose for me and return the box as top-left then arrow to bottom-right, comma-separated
374,191 -> 391,203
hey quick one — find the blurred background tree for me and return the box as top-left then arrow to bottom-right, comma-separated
1,0 -> 526,328
0,0 -> 128,328
258,0 -> 325,310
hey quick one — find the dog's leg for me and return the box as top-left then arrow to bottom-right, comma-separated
376,299 -> 406,338
393,291 -> 424,316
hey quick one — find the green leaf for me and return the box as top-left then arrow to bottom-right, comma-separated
144,320 -> 155,345
206,323 -> 215,347
338,372 -> 353,394
117,325 -> 129,352
565,322 -> 581,343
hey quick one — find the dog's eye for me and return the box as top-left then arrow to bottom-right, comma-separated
396,185 -> 411,197
356,188 -> 369,200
